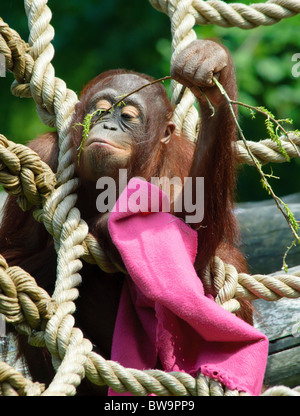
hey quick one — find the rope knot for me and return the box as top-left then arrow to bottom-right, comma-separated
0,254 -> 56,335
0,135 -> 56,210
202,257 -> 241,313
0,362 -> 45,396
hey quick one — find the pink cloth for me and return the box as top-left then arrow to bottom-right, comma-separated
107,178 -> 268,396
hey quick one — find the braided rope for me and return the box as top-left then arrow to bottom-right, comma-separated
237,132 -> 300,165
13,0 -> 93,395
202,257 -> 300,311
0,0 -> 299,397
0,362 -> 45,396
19,0 -> 123,395
0,357 -> 295,397
0,18 -> 32,92
149,0 -> 300,29
1,253 -> 300,395
0,357 -> 242,396
262,385 -> 300,396
0,132 -> 121,275
167,0 -> 199,141
84,352 -> 243,395
0,135 -> 56,210
0,254 -> 55,344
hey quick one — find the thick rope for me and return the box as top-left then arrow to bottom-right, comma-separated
0,18 -> 32,96
0,0 -> 300,397
0,135 -> 56,210
1,353 -> 299,396
12,0 -> 93,395
202,257 -> 300,311
0,362 -> 45,396
0,254 -> 56,339
167,0 -> 199,141
261,385 -> 300,396
149,0 -> 300,29
236,132 -> 300,165
1,214 -> 300,395
1,7 -> 95,393
18,0 -> 123,395
0,133 -> 119,273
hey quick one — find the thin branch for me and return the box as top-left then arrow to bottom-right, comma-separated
92,76 -> 172,125
212,76 -> 300,259
231,100 -> 300,159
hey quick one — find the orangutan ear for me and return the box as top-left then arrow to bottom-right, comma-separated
160,121 -> 176,144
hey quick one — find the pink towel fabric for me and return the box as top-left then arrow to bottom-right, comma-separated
107,178 -> 268,396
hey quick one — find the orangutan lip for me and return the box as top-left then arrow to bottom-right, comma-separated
88,138 -> 121,150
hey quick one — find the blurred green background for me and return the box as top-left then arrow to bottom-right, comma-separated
0,0 -> 299,202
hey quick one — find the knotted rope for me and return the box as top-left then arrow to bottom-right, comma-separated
0,362 -> 45,396
2,250 -> 300,395
0,135 -> 56,210
0,254 -> 55,345
0,0 -> 300,396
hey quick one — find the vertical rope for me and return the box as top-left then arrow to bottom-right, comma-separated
22,0 -> 92,395
168,0 -> 199,141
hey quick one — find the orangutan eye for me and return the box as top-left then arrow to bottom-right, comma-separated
96,99 -> 112,111
121,105 -> 140,122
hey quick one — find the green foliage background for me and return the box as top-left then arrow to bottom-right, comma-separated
0,0 -> 299,202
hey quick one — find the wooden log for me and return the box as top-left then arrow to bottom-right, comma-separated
253,265 -> 300,388
236,192 -> 300,275
238,193 -> 300,388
